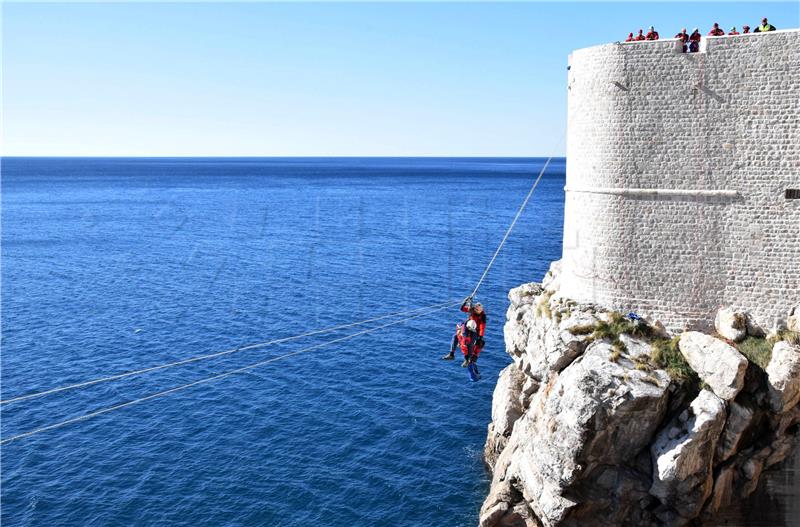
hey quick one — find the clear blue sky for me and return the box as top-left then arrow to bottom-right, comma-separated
2,1 -> 797,157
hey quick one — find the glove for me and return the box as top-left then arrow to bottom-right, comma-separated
476,336 -> 485,348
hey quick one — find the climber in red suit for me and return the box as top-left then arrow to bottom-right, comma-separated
443,322 -> 477,367
443,298 -> 486,365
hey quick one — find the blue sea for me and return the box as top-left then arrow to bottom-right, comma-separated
1,157 -> 566,526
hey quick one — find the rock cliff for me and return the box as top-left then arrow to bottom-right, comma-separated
480,262 -> 800,527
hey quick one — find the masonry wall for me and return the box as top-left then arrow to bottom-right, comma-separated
561,30 -> 800,331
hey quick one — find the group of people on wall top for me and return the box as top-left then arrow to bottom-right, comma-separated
624,17 -> 777,53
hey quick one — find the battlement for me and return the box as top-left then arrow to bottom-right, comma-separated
560,29 -> 800,330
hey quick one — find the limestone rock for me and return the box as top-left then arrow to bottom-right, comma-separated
541,260 -> 562,293
788,304 -> 800,333
714,307 -> 748,342
504,283 -> 594,382
650,390 -> 727,520
766,340 -> 800,413
505,342 -> 670,526
679,332 -> 748,400
707,463 -> 737,514
493,364 -> 527,436
715,400 -> 756,463
508,283 -> 544,308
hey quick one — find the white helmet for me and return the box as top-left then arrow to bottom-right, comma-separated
466,320 -> 477,332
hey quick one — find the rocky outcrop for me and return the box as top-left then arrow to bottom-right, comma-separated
788,304 -> 800,334
714,308 -> 748,343
766,341 -> 800,413
480,263 -> 800,527
650,390 -> 726,523
678,332 -> 747,401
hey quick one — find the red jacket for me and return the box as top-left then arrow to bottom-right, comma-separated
461,304 -> 487,337
646,31 -> 659,40
708,28 -> 725,36
457,330 -> 476,357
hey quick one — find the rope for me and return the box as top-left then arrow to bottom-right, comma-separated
0,301 -> 458,445
1,299 -> 456,405
468,156 -> 554,299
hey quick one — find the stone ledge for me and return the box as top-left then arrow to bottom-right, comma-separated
564,186 -> 740,199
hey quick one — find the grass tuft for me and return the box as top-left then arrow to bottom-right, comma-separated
569,323 -> 596,336
775,330 -> 800,346
735,336 -> 773,369
651,336 -> 698,384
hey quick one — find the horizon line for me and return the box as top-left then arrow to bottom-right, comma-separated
1,155 -> 567,159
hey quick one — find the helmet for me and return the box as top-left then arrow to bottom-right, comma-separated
474,303 -> 484,313
649,26 -> 655,31
466,320 -> 477,332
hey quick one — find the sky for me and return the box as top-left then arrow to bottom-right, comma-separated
2,1 -> 798,157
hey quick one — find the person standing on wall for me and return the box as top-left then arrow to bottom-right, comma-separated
646,26 -> 659,40
742,25 -> 751,33
689,28 -> 702,52
634,29 -> 646,41
625,32 -> 635,42
708,22 -> 725,36
728,27 -> 740,35
675,28 -> 689,52
754,18 -> 776,32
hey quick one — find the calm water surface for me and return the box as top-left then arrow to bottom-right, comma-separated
1,157 -> 565,526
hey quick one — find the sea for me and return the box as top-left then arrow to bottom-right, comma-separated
1,157 -> 796,526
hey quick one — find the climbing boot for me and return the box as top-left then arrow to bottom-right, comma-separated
461,357 -> 470,367
441,352 -> 455,360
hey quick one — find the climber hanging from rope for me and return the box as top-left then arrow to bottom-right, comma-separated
443,320 -> 480,370
442,297 -> 486,379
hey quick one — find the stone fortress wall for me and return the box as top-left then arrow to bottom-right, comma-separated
560,29 -> 800,331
